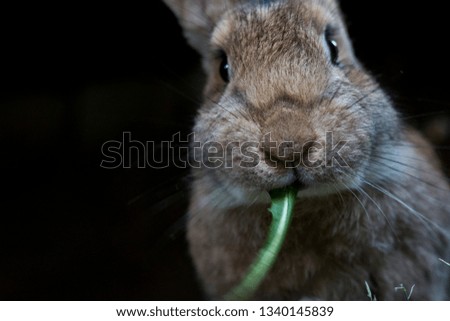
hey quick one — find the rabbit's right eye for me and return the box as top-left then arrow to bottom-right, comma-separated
219,52 -> 230,83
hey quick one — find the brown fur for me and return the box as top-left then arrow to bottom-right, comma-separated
163,0 -> 450,300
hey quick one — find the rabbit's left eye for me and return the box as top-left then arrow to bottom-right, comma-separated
325,26 -> 339,65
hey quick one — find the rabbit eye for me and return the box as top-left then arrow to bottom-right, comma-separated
325,26 -> 339,65
219,52 -> 230,83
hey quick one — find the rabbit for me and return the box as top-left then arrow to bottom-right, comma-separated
162,0 -> 450,300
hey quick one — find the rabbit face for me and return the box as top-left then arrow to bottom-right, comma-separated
191,1 -> 399,199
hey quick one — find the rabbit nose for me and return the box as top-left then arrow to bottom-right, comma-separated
262,139 -> 316,167
263,142 -> 296,163
262,137 -> 322,168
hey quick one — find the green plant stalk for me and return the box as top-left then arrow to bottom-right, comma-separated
225,186 -> 298,300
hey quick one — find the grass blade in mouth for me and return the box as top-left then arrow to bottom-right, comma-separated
225,186 -> 298,300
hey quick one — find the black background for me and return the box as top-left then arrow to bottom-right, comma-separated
1,1 -> 449,300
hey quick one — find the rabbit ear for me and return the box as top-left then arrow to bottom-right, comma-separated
163,0 -> 240,56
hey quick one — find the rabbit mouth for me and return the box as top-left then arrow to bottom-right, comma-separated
261,164 -> 360,199
285,168 -> 308,191
203,163 -> 359,209
289,180 -> 308,191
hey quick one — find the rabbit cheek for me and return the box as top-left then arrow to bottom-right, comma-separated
297,100 -> 374,192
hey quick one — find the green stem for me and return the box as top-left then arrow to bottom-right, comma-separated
224,186 -> 298,300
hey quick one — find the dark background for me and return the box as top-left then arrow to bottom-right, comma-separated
1,1 -> 449,300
